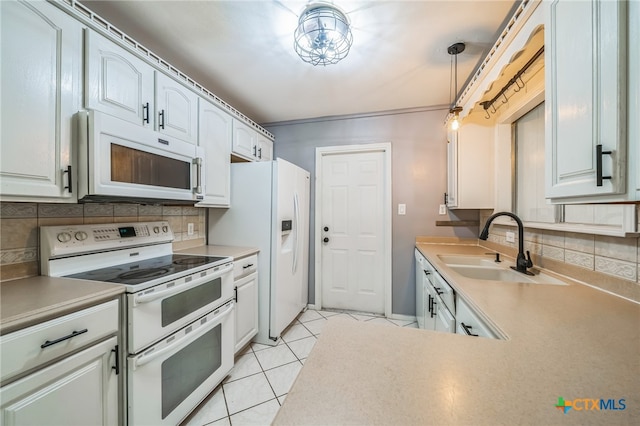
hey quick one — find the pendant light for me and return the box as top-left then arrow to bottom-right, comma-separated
294,2 -> 353,66
448,42 -> 465,130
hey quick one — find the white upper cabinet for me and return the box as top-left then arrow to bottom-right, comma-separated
85,30 -> 155,128
198,99 -> 231,207
545,0 -> 629,202
446,125 -> 494,209
232,119 -> 257,160
0,0 -> 82,202
86,30 -> 198,144
257,134 -> 273,161
156,72 -> 199,144
232,119 -> 274,162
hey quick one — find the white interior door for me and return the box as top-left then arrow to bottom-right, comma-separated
318,147 -> 389,314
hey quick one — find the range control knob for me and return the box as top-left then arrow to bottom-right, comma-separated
153,226 -> 160,234
75,231 -> 88,241
162,226 -> 168,233
57,232 -> 72,243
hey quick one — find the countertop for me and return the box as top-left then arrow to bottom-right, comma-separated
177,244 -> 259,260
275,242 -> 640,425
0,276 -> 124,335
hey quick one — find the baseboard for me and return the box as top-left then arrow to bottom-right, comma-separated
306,303 -> 321,310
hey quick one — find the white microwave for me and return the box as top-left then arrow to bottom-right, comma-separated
77,110 -> 204,203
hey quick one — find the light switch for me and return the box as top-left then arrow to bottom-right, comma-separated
398,204 -> 406,215
439,204 -> 447,215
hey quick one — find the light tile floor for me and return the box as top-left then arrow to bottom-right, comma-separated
181,309 -> 417,426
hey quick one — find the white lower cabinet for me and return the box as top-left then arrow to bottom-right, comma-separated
456,296 -> 497,339
415,249 -> 455,333
233,254 -> 259,353
0,300 -> 119,425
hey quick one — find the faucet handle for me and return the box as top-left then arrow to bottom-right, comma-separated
525,250 -> 533,268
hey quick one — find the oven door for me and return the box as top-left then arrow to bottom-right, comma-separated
128,262 -> 234,353
127,301 -> 234,426
78,110 -> 204,202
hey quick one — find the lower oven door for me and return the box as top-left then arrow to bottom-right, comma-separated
128,262 -> 234,353
127,301 -> 234,426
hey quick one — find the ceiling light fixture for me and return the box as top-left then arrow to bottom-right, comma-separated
448,42 -> 466,131
294,2 -> 353,66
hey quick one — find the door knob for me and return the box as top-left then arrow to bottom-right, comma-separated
323,226 -> 329,232
323,237 -> 329,243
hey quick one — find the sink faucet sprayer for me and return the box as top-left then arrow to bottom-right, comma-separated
478,212 -> 533,275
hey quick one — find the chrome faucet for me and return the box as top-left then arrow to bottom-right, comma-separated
478,212 -> 533,275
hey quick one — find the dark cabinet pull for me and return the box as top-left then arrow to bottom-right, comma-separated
423,270 -> 431,276
63,165 -> 72,193
258,147 -> 262,159
253,145 -> 257,156
596,144 -> 612,187
242,264 -> 254,269
41,328 -> 88,349
234,286 -> 238,302
323,237 -> 329,243
427,294 -> 433,313
444,193 -> 448,204
460,322 -> 478,337
159,110 -> 165,129
111,345 -> 119,375
324,226 -> 329,232
430,297 -> 437,318
143,102 -> 150,124
434,286 -> 444,296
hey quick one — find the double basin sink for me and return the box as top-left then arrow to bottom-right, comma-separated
438,255 -> 568,285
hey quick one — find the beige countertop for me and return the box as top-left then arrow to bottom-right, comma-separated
0,276 -> 124,335
177,244 -> 259,260
275,242 -> 640,425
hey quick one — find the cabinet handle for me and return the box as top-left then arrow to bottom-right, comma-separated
234,286 -> 238,303
159,110 -> 165,129
434,286 -> 444,296
430,297 -> 437,318
253,145 -> 257,156
258,147 -> 262,159
596,144 -> 612,187
423,270 -> 431,276
444,193 -> 448,204
40,328 -> 88,349
242,264 -> 254,269
427,294 -> 433,313
63,165 -> 72,193
460,322 -> 478,337
143,102 -> 150,124
111,345 -> 120,375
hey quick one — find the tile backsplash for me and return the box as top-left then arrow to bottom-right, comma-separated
0,202 -> 206,281
479,209 -> 640,303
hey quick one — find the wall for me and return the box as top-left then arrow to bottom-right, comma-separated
479,208 -> 640,303
264,108 -> 479,316
0,202 -> 206,281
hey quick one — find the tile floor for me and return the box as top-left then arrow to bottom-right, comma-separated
181,309 -> 417,426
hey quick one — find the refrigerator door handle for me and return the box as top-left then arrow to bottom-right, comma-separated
293,192 -> 299,274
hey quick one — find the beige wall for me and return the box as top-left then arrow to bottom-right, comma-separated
0,202 -> 206,281
479,208 -> 640,303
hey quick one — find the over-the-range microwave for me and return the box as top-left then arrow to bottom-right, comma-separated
77,110 -> 204,203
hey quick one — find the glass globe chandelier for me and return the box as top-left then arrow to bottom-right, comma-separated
294,3 -> 353,66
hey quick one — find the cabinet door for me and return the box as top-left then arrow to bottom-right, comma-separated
197,99 -> 231,207
545,0 -> 627,199
234,273 -> 258,353
0,336 -> 118,425
414,251 -> 425,329
445,130 -> 458,208
0,0 -> 81,201
257,135 -> 273,161
156,72 -> 199,144
85,30 -> 155,127
232,119 -> 257,160
423,284 -> 437,331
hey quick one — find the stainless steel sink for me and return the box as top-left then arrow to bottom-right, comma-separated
438,255 -> 568,285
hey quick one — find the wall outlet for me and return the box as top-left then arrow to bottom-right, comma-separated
506,231 -> 515,243
187,223 -> 195,236
439,204 -> 447,215
398,203 -> 406,215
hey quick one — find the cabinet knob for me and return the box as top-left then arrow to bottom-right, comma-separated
323,226 -> 329,232
323,237 -> 329,243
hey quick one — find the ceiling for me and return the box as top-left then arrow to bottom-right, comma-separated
81,0 -> 518,125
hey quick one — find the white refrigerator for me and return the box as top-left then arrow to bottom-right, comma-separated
208,158 -> 310,345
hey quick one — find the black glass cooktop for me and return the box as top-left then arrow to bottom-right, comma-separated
66,254 -> 228,286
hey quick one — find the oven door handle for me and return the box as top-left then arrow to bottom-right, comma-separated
134,263 -> 233,304
133,301 -> 234,369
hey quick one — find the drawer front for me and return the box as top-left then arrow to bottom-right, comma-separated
0,299 -> 119,384
456,298 -> 496,339
233,254 -> 258,279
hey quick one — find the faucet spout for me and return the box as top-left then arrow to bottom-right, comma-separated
479,212 -> 534,275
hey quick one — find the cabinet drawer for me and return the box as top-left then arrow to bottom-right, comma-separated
428,272 -> 455,315
233,254 -> 258,280
0,300 -> 119,384
456,297 -> 496,339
